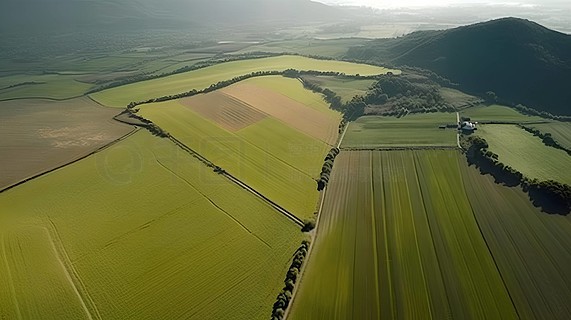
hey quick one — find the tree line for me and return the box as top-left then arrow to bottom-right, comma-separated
518,125 -> 571,156
317,148 -> 340,191
270,240 -> 310,320
86,52 -> 283,94
465,136 -> 571,214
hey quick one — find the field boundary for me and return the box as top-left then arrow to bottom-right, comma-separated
342,146 -> 459,151
0,127 -> 140,194
167,135 -> 304,227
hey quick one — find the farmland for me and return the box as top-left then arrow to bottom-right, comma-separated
0,130 -> 303,319
138,77 -> 340,218
462,104 -> 545,123
289,150 -> 517,319
528,121 -> 571,150
477,124 -> 571,185
90,55 -> 398,107
0,74 -> 92,100
0,97 -> 132,189
300,75 -> 376,103
289,150 -> 571,319
341,113 -> 457,148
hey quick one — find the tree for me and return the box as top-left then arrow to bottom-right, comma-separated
485,91 -> 497,103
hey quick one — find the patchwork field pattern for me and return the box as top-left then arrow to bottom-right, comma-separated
290,150 -> 571,319
342,113 -> 457,148
91,55 -> 398,107
0,131 -> 303,320
221,76 -> 341,145
139,77 -> 341,218
179,91 -> 267,131
477,124 -> 571,185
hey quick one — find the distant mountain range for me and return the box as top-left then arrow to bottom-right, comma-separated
0,0 -> 350,34
347,18 -> 571,115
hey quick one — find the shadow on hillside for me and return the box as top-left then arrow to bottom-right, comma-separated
465,151 -> 570,216
465,156 -> 521,187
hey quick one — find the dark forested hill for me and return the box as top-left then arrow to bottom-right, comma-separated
347,18 -> 571,115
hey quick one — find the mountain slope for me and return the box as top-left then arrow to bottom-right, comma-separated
348,18 -> 571,115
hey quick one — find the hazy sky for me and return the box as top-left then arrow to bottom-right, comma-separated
316,0 -> 568,9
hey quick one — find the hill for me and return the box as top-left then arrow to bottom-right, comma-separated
347,18 -> 571,115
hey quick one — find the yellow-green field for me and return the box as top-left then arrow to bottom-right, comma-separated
342,113 -> 457,148
0,131 -> 303,319
477,124 -> 571,185
462,104 -> 545,123
91,55 -> 398,107
290,150 -> 571,319
139,83 -> 332,219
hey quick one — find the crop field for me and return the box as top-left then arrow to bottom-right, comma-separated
477,124 -> 571,185
220,76 -> 341,145
439,87 -> 481,109
0,74 -> 93,100
289,150 -> 571,319
462,104 -> 545,123
528,121 -> 571,150
0,130 -> 303,319
300,75 -> 375,103
459,160 -> 571,319
90,55 -> 398,107
139,79 -> 336,218
0,97 -> 132,189
289,150 -> 517,319
341,113 -> 457,148
234,39 -> 371,58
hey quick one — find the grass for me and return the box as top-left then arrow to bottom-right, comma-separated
462,104 -> 545,123
341,113 -> 457,148
139,100 -> 329,219
0,130 -> 303,319
90,55 -> 399,107
301,75 -> 375,103
289,150 -> 518,319
528,121 -> 571,150
477,124 -> 571,185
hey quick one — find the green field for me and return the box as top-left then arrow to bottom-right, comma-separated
462,104 -> 545,123
528,121 -> 571,150
0,130 -> 303,319
289,150 -> 571,319
91,55 -> 398,107
477,124 -> 571,185
439,87 -> 481,108
341,113 -> 457,148
0,74 -> 92,100
139,99 -> 329,219
301,75 -> 375,103
290,150 -> 517,319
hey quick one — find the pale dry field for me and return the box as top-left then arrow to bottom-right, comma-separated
0,97 -> 131,189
